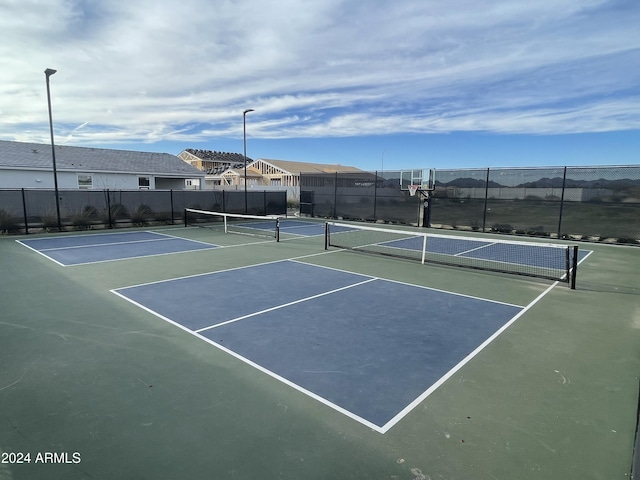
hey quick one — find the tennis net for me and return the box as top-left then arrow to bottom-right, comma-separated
325,221 -> 579,288
185,209 -> 281,241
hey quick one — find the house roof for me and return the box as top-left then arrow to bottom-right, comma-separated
0,140 -> 204,177
183,149 -> 251,164
253,158 -> 363,174
220,168 -> 262,178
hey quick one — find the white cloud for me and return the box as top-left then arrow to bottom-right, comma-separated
1,0 -> 639,147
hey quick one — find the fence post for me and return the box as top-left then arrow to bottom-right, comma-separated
373,170 -> 378,220
482,168 -> 490,232
557,166 -> 567,238
333,172 -> 338,219
21,188 -> 29,234
170,189 -> 174,224
106,189 -> 113,228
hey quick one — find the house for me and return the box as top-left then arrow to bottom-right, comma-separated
178,151 -> 364,188
0,140 -> 204,190
177,149 -> 250,175
244,159 -> 365,188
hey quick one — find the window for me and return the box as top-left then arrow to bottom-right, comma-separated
138,177 -> 150,189
77,174 -> 93,189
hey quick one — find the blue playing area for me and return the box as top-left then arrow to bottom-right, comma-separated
113,260 -> 524,432
17,231 -> 218,266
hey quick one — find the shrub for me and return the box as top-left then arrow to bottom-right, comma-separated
0,210 -> 19,234
102,204 -> 129,226
153,211 -> 172,224
70,205 -> 99,230
130,204 -> 153,226
491,223 -> 513,233
617,237 -> 639,245
40,209 -> 58,232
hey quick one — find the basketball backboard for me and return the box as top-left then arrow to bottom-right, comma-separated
399,168 -> 435,191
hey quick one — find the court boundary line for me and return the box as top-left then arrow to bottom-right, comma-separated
14,240 -> 68,267
379,280 -> 560,433
14,229 -> 163,242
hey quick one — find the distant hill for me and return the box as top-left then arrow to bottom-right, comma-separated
436,176 -> 640,190
435,178 -> 502,188
517,177 -> 640,189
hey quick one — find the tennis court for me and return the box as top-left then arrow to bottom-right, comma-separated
1,216 -> 638,480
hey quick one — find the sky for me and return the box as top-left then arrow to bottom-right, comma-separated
1,0 -> 639,172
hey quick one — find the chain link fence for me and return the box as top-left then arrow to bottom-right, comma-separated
300,166 -> 640,244
0,189 -> 286,234
300,171 -> 419,225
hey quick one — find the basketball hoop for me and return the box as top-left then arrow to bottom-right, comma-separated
408,185 -> 420,197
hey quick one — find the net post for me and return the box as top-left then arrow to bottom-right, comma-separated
184,208 -> 188,227
324,222 -> 329,250
421,233 -> 427,264
223,215 -> 228,234
570,245 -> 578,290
275,218 -> 280,242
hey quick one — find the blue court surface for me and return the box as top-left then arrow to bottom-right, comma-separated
17,231 -> 218,266
113,259 -> 524,432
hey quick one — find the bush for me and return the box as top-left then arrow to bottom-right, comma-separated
617,237 -> 639,245
130,204 -> 154,226
70,205 -> 99,230
491,223 -> 513,233
153,211 -> 172,224
0,210 -> 19,234
102,204 -> 128,226
40,209 -> 58,232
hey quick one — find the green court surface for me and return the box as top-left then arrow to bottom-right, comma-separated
1,221 -> 638,480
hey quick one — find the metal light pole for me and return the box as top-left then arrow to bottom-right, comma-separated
243,108 -> 254,213
45,68 -> 62,231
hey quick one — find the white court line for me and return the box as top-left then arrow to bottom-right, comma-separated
115,258 -> 298,290
288,258 -> 526,308
454,241 -> 498,256
38,236 -> 178,252
61,245 -> 221,267
378,280 -> 558,433
195,278 -> 377,333
15,240 -> 68,267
